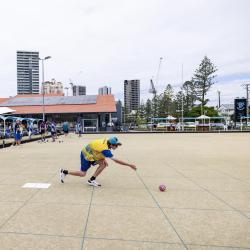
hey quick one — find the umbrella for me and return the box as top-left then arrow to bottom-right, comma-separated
197,115 -> 210,119
0,107 -> 16,115
166,115 -> 177,120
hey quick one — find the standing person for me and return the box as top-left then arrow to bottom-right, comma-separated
28,122 -> 33,139
39,121 -> 46,142
60,137 -> 137,186
20,123 -> 24,140
51,121 -> 56,142
75,123 -> 78,134
46,121 -> 51,137
13,120 -> 21,146
77,122 -> 82,137
5,124 -> 11,138
62,121 -> 69,137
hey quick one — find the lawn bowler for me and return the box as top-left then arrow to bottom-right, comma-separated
60,137 -> 137,186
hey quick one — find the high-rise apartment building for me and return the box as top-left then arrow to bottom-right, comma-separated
124,80 -> 140,113
73,85 -> 86,96
17,51 -> 39,94
98,86 -> 111,95
42,79 -> 64,95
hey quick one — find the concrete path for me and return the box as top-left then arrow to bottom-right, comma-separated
0,133 -> 249,249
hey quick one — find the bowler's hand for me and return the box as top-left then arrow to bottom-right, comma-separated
130,164 -> 137,171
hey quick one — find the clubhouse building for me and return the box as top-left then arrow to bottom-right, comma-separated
0,94 -> 121,131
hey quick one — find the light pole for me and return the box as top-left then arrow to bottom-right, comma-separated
39,56 -> 51,121
181,91 -> 184,131
181,63 -> 184,131
217,90 -> 221,108
246,84 -> 250,124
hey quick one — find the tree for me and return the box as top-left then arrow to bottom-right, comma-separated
164,84 -> 175,114
158,84 -> 174,117
157,94 -> 165,118
187,106 -> 219,117
151,95 -> 160,118
182,80 -> 196,111
192,56 -> 217,115
173,91 -> 184,118
145,99 -> 152,122
137,100 -> 147,124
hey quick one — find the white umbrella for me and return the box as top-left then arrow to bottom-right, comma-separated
0,107 -> 16,115
197,115 -> 210,119
166,115 -> 177,120
0,109 -> 15,141
196,115 -> 210,131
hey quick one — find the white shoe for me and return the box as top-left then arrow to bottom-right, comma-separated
87,179 -> 101,187
60,168 -> 65,183
92,180 -> 101,186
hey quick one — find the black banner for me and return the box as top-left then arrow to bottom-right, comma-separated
234,98 -> 247,122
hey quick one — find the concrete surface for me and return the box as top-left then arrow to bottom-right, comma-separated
0,133 -> 249,250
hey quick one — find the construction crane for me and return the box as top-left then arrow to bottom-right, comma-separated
155,57 -> 163,87
149,57 -> 163,97
149,57 -> 163,129
149,79 -> 157,96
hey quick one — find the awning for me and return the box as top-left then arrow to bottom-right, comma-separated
0,107 -> 16,115
197,115 -> 210,119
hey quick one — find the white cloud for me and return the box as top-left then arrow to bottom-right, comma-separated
0,0 -> 249,105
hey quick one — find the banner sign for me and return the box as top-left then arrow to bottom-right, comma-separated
234,98 -> 247,122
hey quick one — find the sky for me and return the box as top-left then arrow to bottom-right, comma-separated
0,0 -> 249,106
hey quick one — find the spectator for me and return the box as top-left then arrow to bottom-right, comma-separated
28,122 -> 33,139
77,122 -> 82,137
46,121 -> 51,136
176,122 -> 181,131
62,121 -> 69,137
39,121 -> 46,142
5,125 -> 11,138
13,120 -> 21,146
223,123 -> 228,131
51,121 -> 56,142
20,123 -> 24,140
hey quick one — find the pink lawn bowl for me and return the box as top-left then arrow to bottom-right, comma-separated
159,184 -> 166,192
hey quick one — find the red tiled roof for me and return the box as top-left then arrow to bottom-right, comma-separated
4,95 -> 116,114
0,98 -> 10,104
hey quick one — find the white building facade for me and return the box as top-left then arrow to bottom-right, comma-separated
218,104 -> 234,118
42,79 -> 64,95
